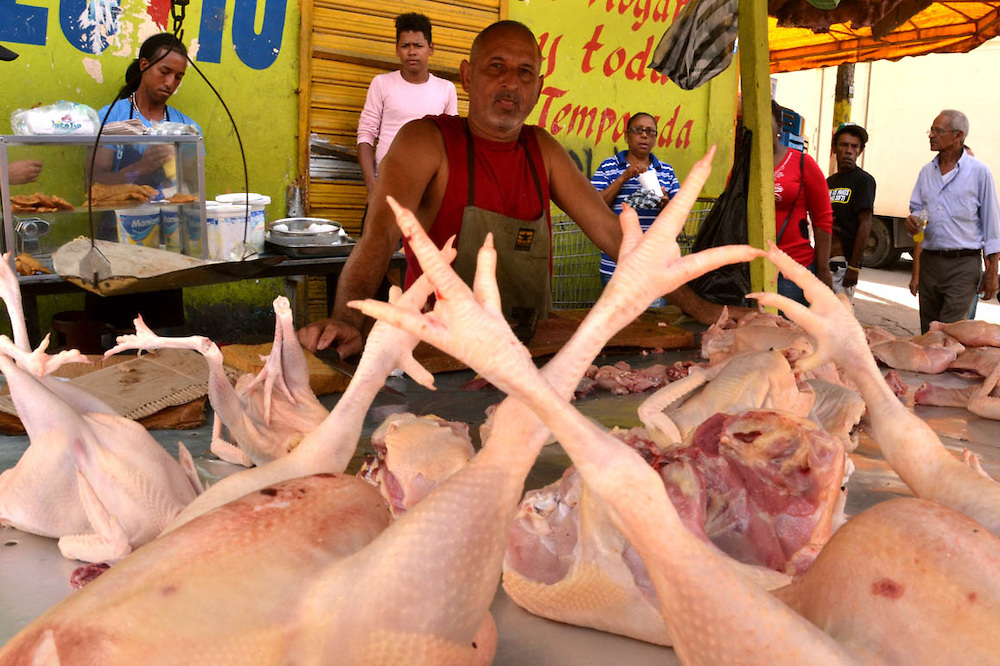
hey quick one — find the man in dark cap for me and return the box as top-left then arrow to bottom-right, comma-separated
827,122 -> 876,301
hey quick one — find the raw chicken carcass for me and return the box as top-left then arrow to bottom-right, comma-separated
755,246 -> 1000,536
106,296 -> 328,468
0,474 -> 393,663
948,345 -> 1000,377
358,413 -> 474,516
930,319 -> 1000,347
869,338 -> 957,373
863,324 -> 896,346
0,340 -> 201,563
504,408 -> 844,645
362,217 -> 1000,664
161,268 -> 445,532
966,362 -> 1000,420
637,350 -> 816,445
908,328 -> 965,356
913,349 -> 1000,416
0,252 -> 201,564
913,381 -> 980,407
805,378 -> 866,451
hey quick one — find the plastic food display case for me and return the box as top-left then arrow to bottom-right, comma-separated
0,134 -> 209,275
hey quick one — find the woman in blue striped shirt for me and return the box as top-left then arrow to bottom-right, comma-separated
590,112 -> 680,305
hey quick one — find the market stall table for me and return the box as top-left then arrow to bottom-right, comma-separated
2,349 -> 999,660
15,251 -> 406,346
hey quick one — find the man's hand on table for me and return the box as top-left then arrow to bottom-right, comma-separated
297,318 -> 364,359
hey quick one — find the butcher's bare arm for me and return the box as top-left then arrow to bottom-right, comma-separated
537,128 -> 623,261
299,120 -> 448,358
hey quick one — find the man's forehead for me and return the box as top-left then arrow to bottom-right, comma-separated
398,31 -> 427,44
473,28 -> 540,62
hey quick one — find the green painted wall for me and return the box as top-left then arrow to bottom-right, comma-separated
509,0 -> 739,195
1,0 -> 301,341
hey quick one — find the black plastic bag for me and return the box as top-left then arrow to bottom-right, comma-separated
648,0 -> 738,91
688,128 -> 752,306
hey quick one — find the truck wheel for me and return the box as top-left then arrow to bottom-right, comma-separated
864,217 -> 902,268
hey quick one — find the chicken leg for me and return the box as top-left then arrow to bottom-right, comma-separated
105,296 -> 328,467
162,267 -> 443,532
351,203 -> 852,664
751,245 -> 1000,535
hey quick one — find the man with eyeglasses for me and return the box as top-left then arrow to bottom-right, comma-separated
591,112 -> 680,304
904,110 -> 1000,333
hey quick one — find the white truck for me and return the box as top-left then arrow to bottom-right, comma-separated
774,39 -> 1000,267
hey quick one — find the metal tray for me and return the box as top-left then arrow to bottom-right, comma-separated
264,239 -> 355,258
265,217 -> 356,258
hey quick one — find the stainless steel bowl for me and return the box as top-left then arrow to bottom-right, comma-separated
268,217 -> 345,239
266,217 -> 355,257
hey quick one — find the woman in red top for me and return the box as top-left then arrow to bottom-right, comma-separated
772,100 -> 834,305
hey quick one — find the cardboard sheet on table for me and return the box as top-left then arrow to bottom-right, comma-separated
0,349 -> 212,433
51,239 -> 284,295
221,343 -> 352,396
413,307 -> 695,374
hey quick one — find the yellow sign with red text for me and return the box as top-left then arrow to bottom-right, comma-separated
511,0 -> 738,194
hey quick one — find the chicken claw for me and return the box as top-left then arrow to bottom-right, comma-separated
753,243 -> 1000,536
748,244 -> 869,376
351,198 -> 535,397
354,201 -> 851,665
592,148 -> 764,328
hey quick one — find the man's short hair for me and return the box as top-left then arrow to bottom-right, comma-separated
470,20 -> 539,62
396,12 -> 432,43
833,122 -> 868,150
940,109 -> 970,139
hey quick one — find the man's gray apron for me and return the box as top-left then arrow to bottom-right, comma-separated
452,124 -> 551,341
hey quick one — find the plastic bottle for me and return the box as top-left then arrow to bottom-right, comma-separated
913,209 -> 929,243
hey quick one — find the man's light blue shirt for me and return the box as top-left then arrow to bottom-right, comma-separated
909,149 -> 1000,255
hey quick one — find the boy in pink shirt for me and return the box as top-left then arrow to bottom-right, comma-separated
357,13 -> 458,206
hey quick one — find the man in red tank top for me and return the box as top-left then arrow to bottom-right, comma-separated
298,21 -> 733,358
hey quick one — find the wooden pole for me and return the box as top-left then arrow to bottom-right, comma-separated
739,0 -> 777,294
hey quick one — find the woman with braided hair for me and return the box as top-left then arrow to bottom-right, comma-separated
91,33 -> 201,191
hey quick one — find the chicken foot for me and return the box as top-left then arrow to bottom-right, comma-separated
297,151 -> 764,661
161,266 -> 443,533
352,209 -> 852,664
752,245 -> 1000,535
106,296 -> 328,467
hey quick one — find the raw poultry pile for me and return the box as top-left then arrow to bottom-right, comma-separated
856,318 -> 1000,420
1,152 -> 998,663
